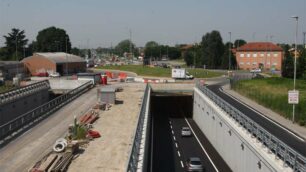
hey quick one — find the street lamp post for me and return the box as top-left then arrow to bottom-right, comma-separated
228,32 -> 232,70
291,16 -> 298,123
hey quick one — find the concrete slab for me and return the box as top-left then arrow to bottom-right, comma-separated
68,83 -> 145,172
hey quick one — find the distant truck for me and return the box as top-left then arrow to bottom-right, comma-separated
171,68 -> 194,79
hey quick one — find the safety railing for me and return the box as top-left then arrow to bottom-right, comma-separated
0,80 -> 50,105
127,84 -> 151,172
196,82 -> 306,172
0,81 -> 92,141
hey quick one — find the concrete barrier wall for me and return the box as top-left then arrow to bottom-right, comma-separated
0,89 -> 49,126
193,88 -> 292,172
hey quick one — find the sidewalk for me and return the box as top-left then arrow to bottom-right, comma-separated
222,84 -> 306,141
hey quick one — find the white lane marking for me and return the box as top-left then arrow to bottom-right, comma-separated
177,151 -> 181,157
171,130 -> 174,135
173,135 -> 176,141
180,160 -> 184,168
184,118 -> 219,172
169,120 -> 172,125
170,125 -> 173,129
219,88 -> 305,142
175,142 -> 178,148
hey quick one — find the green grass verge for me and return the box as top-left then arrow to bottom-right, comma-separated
0,85 -> 15,93
232,77 -> 306,126
97,65 -> 223,78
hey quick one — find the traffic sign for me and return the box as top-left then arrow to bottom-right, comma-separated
288,90 -> 299,104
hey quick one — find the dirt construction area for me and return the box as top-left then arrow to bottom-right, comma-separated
68,83 -> 145,172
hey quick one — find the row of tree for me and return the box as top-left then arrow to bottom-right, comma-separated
0,27 -> 73,61
184,30 -> 246,69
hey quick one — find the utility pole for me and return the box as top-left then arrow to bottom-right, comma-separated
229,32 -> 232,70
303,32 -> 306,49
16,35 -> 19,76
291,16 -> 299,123
129,29 -> 133,62
66,36 -> 68,77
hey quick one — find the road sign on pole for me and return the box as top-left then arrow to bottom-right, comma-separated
288,90 -> 299,104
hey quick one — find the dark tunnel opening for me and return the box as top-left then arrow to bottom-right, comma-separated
149,93 -> 193,172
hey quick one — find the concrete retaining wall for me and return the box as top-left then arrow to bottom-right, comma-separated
193,88 -> 292,172
0,89 -> 49,126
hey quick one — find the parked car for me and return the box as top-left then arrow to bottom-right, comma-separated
181,127 -> 192,137
186,157 -> 204,172
49,72 -> 60,77
250,68 -> 261,73
34,72 -> 49,77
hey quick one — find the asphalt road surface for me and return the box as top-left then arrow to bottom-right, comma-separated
0,87 -> 97,172
150,95 -> 231,172
207,84 -> 306,157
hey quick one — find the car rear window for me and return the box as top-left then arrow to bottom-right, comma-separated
191,160 -> 201,165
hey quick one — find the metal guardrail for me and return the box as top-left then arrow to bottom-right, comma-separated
0,81 -> 92,141
196,82 -> 306,172
127,84 -> 151,172
0,80 -> 50,105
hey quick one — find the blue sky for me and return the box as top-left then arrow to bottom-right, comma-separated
0,0 -> 306,48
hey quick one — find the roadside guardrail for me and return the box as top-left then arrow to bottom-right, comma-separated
0,81 -> 93,142
196,82 -> 306,172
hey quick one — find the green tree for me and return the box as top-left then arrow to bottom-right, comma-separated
282,56 -> 294,78
144,41 -> 159,58
234,39 -> 247,48
35,26 -> 71,53
3,28 -> 28,60
115,39 -> 135,56
221,42 -> 236,69
201,30 -> 225,69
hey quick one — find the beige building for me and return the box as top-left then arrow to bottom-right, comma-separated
235,42 -> 283,71
22,52 -> 86,76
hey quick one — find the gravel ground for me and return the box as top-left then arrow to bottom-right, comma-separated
68,83 -> 145,172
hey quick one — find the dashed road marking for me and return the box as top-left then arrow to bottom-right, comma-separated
175,142 -> 178,148
177,151 -> 181,157
180,160 -> 184,168
171,130 -> 174,135
170,125 -> 173,129
219,88 -> 305,142
173,136 -> 176,141
185,118 -> 219,172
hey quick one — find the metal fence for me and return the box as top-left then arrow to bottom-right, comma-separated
0,81 -> 92,141
196,82 -> 306,172
0,80 -> 50,105
127,84 -> 151,172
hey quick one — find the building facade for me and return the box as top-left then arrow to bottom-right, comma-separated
22,52 -> 86,76
0,61 -> 25,81
235,42 -> 283,71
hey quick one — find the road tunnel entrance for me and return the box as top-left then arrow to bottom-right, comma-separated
149,92 -> 193,172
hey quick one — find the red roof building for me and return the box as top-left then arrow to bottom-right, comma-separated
235,42 -> 284,71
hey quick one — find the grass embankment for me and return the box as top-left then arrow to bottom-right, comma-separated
0,85 -> 14,93
98,65 -> 223,78
232,78 -> 306,125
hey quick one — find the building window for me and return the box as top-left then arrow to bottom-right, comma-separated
267,62 -> 270,65
274,53 -> 278,57
253,62 -> 257,65
239,62 -> 244,65
260,53 -> 264,57
247,54 -> 250,57
273,62 -> 277,65
246,62 -> 250,65
253,54 -> 257,57
240,54 -> 244,57
267,53 -> 271,57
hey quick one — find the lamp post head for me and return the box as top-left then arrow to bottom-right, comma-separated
291,16 -> 298,20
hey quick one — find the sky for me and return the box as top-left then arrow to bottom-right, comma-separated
0,0 -> 306,48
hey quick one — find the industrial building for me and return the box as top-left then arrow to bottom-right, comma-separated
22,52 -> 86,76
0,61 -> 25,81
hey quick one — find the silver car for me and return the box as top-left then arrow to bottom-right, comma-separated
186,157 -> 204,172
181,127 -> 192,137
